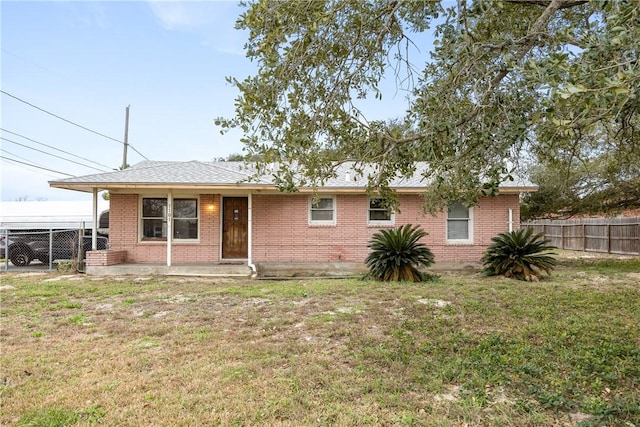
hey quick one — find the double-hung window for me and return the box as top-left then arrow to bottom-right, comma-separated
446,202 -> 473,243
309,196 -> 335,225
173,199 -> 198,239
368,197 -> 394,225
141,197 -> 198,240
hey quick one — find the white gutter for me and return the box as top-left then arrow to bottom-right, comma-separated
247,192 -> 257,278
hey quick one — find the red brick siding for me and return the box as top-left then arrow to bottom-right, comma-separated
109,193 -> 220,263
251,194 -> 520,263
109,192 -> 520,264
86,249 -> 127,266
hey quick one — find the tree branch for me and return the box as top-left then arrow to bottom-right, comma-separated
503,0 -> 588,10
456,0 -> 574,127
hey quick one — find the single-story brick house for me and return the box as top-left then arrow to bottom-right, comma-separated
49,160 -> 536,276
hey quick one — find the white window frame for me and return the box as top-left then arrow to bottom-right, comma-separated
446,202 -> 474,244
140,195 -> 200,242
308,196 -> 336,226
367,197 -> 395,226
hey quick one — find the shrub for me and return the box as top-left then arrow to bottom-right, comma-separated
56,260 -> 75,273
482,228 -> 557,281
365,224 -> 435,282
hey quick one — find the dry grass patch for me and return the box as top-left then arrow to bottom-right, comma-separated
1,260 -> 639,426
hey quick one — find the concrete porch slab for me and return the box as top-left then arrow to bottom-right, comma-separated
86,263 -> 252,277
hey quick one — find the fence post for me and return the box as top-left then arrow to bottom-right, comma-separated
76,228 -> 83,273
3,229 -> 8,271
561,225 -> 565,250
607,224 -> 611,254
49,228 -> 53,270
79,223 -> 86,274
582,224 -> 586,251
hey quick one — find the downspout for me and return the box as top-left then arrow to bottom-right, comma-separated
167,191 -> 173,267
247,193 -> 257,278
508,208 -> 514,232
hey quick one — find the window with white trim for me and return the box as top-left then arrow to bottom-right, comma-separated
446,202 -> 473,243
309,196 -> 336,225
368,197 -> 394,225
141,197 -> 198,240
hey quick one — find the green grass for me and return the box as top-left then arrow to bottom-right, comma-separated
1,259 -> 639,426
18,404 -> 105,426
64,314 -> 88,325
581,258 -> 640,274
558,254 -> 640,273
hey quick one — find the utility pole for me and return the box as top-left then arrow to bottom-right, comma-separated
122,105 -> 130,169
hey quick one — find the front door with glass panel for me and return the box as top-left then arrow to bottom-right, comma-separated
222,197 -> 248,259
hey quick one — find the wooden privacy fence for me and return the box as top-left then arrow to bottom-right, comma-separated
522,217 -> 640,256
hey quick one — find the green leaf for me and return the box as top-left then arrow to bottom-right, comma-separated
220,0 -> 640,212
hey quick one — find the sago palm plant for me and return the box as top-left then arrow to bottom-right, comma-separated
481,228 -> 557,281
365,224 -> 435,282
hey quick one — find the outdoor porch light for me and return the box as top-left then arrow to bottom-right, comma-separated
207,203 -> 216,213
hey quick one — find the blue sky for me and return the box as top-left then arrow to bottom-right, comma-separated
1,1 -> 425,202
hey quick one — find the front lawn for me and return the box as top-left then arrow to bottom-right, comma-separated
1,258 -> 639,426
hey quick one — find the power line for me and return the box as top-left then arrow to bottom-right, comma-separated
1,90 -> 124,144
1,147 -> 52,170
1,136 -> 108,172
1,48 -> 95,94
0,152 -> 59,179
129,144 -> 147,160
1,128 -> 113,170
1,90 -> 149,160
0,155 -> 75,176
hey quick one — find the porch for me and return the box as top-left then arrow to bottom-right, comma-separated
86,262 -> 252,277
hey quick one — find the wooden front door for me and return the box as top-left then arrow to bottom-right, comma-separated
222,197 -> 248,259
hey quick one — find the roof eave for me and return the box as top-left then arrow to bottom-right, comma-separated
49,182 -> 538,194
497,186 -> 538,194
48,182 -> 279,193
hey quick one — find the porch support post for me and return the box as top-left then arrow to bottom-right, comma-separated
247,193 -> 257,276
92,188 -> 98,250
167,191 -> 173,267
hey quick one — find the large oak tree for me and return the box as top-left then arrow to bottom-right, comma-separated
218,0 -> 639,212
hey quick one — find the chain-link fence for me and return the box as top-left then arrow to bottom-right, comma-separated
1,229 -> 108,272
